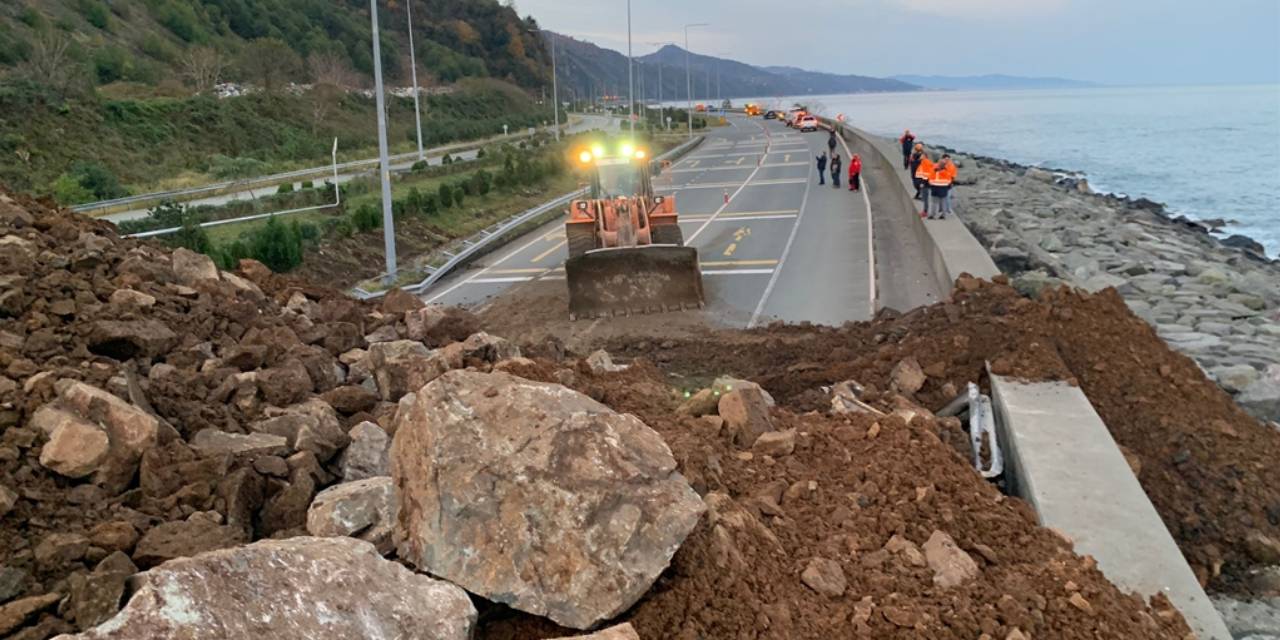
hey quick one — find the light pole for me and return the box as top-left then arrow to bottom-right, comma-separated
626,0 -> 634,133
649,41 -> 675,131
684,23 -> 708,139
529,29 -> 560,141
369,0 -> 396,280
407,0 -> 424,162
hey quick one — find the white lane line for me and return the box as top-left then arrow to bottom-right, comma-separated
531,239 -> 566,263
466,269 -> 772,284
703,269 -> 774,275
834,128 -> 877,318
686,119 -> 774,245
425,229 -> 554,302
659,178 -> 804,192
680,214 -> 797,222
669,162 -> 807,174
748,148 -> 815,329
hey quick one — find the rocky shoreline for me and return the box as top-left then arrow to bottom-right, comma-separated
942,147 -> 1280,426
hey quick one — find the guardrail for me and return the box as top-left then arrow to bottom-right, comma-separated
72,128 -> 560,218
351,134 -> 705,300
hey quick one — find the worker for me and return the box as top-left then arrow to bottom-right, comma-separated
914,152 -> 936,217
830,153 -> 842,188
827,131 -> 838,156
816,152 -> 828,185
927,154 -> 957,219
908,143 -> 927,200
848,154 -> 862,192
899,129 -> 916,169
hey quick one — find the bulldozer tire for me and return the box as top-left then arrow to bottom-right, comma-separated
566,225 -> 596,258
652,223 -> 684,247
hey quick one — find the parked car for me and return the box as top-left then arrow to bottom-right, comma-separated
763,110 -> 779,120
798,115 -> 819,132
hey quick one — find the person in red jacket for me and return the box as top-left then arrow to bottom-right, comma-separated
847,154 -> 862,192
899,130 -> 915,169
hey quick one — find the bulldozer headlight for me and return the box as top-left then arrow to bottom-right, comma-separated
591,144 -> 605,158
635,149 -> 647,160
620,143 -> 635,157
578,150 -> 593,164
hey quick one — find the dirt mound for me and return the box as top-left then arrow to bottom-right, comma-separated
601,277 -> 1280,595
475,364 -> 1191,639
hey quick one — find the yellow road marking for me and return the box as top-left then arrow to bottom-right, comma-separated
723,243 -> 737,257
688,159 -> 700,168
784,154 -> 791,163
487,268 -> 550,275
531,239 -> 566,263
735,156 -> 746,166
720,209 -> 799,217
733,227 -> 752,242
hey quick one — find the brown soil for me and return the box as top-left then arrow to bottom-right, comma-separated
475,363 -> 1191,639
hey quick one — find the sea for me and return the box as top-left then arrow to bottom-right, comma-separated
748,85 -> 1280,257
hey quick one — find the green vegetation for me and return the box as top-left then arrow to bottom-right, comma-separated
0,0 -> 560,203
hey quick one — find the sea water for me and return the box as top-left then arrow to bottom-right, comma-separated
755,85 -> 1280,256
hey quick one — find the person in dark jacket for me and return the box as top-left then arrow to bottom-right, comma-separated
827,131 -> 838,156
908,143 -> 926,200
816,152 -> 827,185
899,129 -> 916,169
830,153 -> 842,188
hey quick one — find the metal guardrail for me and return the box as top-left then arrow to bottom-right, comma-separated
351,134 -> 705,300
72,130 -> 551,217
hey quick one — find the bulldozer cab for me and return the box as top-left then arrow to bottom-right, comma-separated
590,157 -> 653,200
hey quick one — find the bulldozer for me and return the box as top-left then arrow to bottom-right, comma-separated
563,143 -> 704,320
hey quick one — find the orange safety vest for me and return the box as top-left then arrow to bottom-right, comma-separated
929,163 -> 957,187
915,157 -> 935,181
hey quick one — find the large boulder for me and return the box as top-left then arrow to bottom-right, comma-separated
367,340 -> 456,402
251,399 -> 349,462
391,370 -> 704,630
719,387 -> 775,449
338,421 -> 390,481
171,248 -> 220,286
36,383 -> 163,492
86,320 -> 178,360
305,477 -> 395,554
57,537 -> 476,640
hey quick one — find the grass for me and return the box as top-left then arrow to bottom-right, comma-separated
205,208 -> 337,245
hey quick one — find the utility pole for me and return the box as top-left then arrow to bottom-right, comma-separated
684,24 -> 708,139
626,0 -> 634,133
407,0 -> 424,162
369,0 -> 396,280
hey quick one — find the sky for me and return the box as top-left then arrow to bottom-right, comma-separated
512,0 -> 1280,85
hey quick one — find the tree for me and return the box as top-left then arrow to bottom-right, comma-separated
310,82 -> 344,134
250,217 -> 303,272
237,38 -> 301,92
21,33 -> 80,94
308,51 -> 360,89
181,47 -> 228,94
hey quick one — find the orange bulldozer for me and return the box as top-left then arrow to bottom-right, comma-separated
563,142 -> 704,319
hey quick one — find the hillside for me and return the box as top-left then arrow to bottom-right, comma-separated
889,74 -> 1100,91
549,36 -> 916,102
0,0 -> 550,90
0,0 -> 558,202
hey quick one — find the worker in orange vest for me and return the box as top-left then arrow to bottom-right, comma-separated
914,153 -> 935,218
927,154 -> 958,220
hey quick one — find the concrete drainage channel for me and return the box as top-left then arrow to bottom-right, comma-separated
810,112 -> 1233,638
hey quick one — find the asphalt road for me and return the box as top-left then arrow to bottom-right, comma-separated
423,114 -> 880,327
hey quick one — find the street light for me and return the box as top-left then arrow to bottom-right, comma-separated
528,28 -> 560,141
648,41 -> 676,131
369,0 -> 396,280
684,23 -> 708,139
627,0 -> 634,133
406,0 -> 424,162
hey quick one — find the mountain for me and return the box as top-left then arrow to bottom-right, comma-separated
0,0 -> 551,91
547,36 -> 917,103
889,74 -> 1099,91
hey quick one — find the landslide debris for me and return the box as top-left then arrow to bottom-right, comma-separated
0,191 -> 1211,639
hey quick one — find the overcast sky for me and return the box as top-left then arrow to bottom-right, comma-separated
514,0 -> 1280,85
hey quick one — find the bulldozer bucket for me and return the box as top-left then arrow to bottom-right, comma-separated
564,246 -> 704,319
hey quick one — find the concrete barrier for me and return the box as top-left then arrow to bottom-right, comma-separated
817,117 -> 999,292
989,375 -> 1231,640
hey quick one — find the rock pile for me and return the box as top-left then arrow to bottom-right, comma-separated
947,151 -> 1280,423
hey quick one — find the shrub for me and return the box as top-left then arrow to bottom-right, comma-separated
211,239 -> 251,271
330,218 -> 354,238
300,180 -> 314,189
277,182 -> 294,194
411,159 -> 429,172
296,221 -> 320,242
476,147 -> 486,159
248,217 -> 303,272
351,203 -> 381,232
421,193 -> 438,215
78,0 -> 110,29
52,174 -> 93,205
437,183 -> 453,208
452,184 -> 466,208
171,218 -> 211,254
441,154 -> 453,165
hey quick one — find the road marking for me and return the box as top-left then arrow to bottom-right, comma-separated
425,230 -> 553,303
720,209 -> 799,217
682,213 -> 797,222
833,129 -> 878,317
734,157 -> 745,166
733,227 -> 751,241
686,119 -> 774,244
660,178 -> 804,192
487,268 -> 551,275
748,147 -> 815,328
703,269 -> 774,275
701,259 -> 778,267
784,154 -> 791,163
723,243 -> 737,256
531,239 -> 566,263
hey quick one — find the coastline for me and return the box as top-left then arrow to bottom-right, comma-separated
933,144 -> 1280,425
